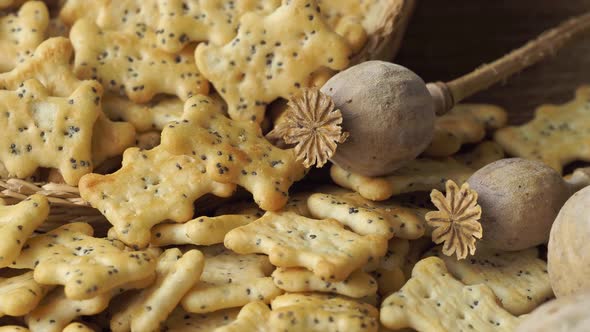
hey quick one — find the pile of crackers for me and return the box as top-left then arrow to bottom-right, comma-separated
0,1 -> 588,331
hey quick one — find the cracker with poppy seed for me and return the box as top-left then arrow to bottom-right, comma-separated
224,211 -> 388,281
62,322 -> 94,332
0,195 -> 48,268
271,268 -> 377,298
0,1 -> 49,73
213,301 -> 271,332
0,37 -> 136,168
0,79 -> 102,186
163,306 -> 239,332
181,246 -> 282,314
79,145 -> 236,248
427,246 -> 552,316
307,190 -> 426,240
0,271 -> 54,317
60,0 -> 159,32
110,248 -> 204,332
160,95 -> 306,211
380,256 -> 520,331
25,276 -> 154,332
11,222 -> 157,300
270,293 -> 379,332
155,0 -> 280,53
425,104 -> 508,157
0,327 -> 28,332
134,131 -> 160,150
365,238 -> 409,297
102,94 -> 184,133
195,0 -> 351,123
70,19 -> 209,104
495,86 -> 590,174
150,214 -> 256,247
331,140 -> 505,201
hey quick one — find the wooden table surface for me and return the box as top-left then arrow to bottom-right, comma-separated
395,0 -> 590,124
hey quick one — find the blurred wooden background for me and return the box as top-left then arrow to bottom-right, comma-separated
395,1 -> 590,124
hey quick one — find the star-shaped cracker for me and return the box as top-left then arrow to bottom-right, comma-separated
195,0 -> 351,123
429,246 -> 553,315
307,190 -> 426,240
224,211 -> 388,281
161,95 -> 306,211
110,248 -> 204,332
0,1 -> 49,72
25,276 -> 154,332
11,222 -> 157,300
0,194 -> 48,268
70,19 -> 209,103
0,271 -> 54,317
163,306 -> 240,331
103,94 -> 184,132
0,37 -> 136,168
213,301 -> 271,332
181,246 -> 282,314
150,214 -> 256,247
331,141 -> 505,201
60,0 -> 160,32
270,293 -> 379,332
380,256 -> 519,331
425,104 -> 508,157
495,86 -> 590,174
156,0 -> 281,52
79,145 -> 236,248
0,79 -> 102,185
365,238 -> 409,297
272,268 -> 377,298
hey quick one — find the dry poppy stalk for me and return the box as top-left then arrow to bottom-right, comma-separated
426,180 -> 483,260
269,88 -> 348,168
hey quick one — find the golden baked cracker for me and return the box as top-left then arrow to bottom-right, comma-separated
0,79 -> 102,185
307,190 -> 426,240
91,113 -> 136,167
103,94 -> 184,133
366,238 -> 409,297
214,301 -> 271,332
135,131 -> 160,150
494,86 -> 590,174
181,247 -> 282,314
62,322 -> 94,332
151,215 -> 256,247
331,141 -> 505,201
110,248 -> 204,332
0,271 -> 54,317
454,141 -> 505,171
195,0 -> 351,123
224,211 -> 388,281
0,1 -> 49,72
79,146 -> 236,248
60,0 -> 159,32
428,246 -> 553,315
25,276 -> 154,332
425,104 -> 508,157
163,306 -> 239,332
272,268 -> 377,298
156,0 -> 280,52
70,19 -> 209,104
11,222 -> 157,300
317,0 -> 368,52
270,293 -> 379,332
0,195 -> 48,268
0,327 -> 28,332
0,37 -> 136,168
380,257 -> 520,331
160,95 -> 306,211
281,191 -> 314,217
46,17 -> 69,38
